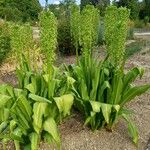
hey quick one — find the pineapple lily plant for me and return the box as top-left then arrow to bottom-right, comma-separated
66,5 -> 150,144
0,10 -> 74,150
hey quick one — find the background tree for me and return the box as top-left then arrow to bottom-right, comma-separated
144,0 -> 150,18
81,0 -> 110,13
114,0 -> 140,20
54,0 -> 77,55
48,4 -> 60,18
97,0 -> 110,16
45,0 -> 48,10
60,0 -> 76,17
0,0 -> 41,22
139,0 -> 150,20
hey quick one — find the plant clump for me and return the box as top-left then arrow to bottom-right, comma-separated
0,10 -> 74,150
66,5 -> 150,145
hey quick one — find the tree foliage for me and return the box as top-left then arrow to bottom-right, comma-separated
81,0 -> 110,14
114,0 -> 139,20
139,0 -> 150,20
0,0 -> 41,22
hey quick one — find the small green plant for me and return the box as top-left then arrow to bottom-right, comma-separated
66,56 -> 150,144
2,55 -> 74,149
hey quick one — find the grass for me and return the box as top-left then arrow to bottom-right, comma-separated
125,40 -> 144,58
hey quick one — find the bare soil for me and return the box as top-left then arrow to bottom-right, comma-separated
0,37 -> 150,150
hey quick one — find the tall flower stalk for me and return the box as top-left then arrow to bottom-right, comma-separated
10,24 -> 33,69
80,5 -> 100,64
70,5 -> 99,64
39,11 -> 57,74
104,6 -> 130,69
70,4 -> 80,64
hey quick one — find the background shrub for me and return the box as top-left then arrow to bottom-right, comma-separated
127,20 -> 134,40
48,3 -> 76,55
144,16 -> 149,25
134,19 -> 145,28
0,0 -> 41,22
57,17 -> 75,55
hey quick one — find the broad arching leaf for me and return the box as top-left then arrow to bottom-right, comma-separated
90,101 -> 101,113
122,114 -> 138,144
61,94 -> 74,116
123,67 -> 144,91
17,95 -> 32,121
43,117 -> 60,147
54,94 -> 74,117
53,97 -> 63,113
26,83 -> 36,94
33,102 -> 48,134
29,94 -> 51,104
121,84 -> 150,105
30,132 -> 39,150
101,103 -> 112,123
0,94 -> 11,108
